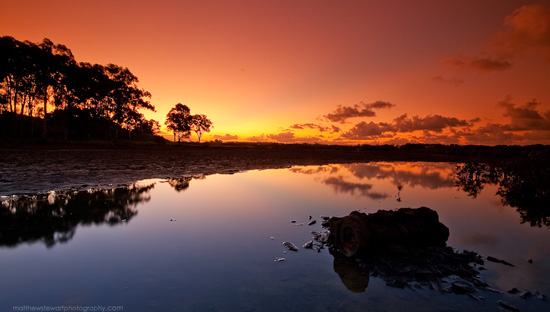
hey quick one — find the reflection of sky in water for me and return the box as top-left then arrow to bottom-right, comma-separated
1,162 -> 549,311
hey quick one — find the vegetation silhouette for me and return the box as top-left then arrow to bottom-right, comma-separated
165,103 -> 212,143
0,36 -> 159,142
0,183 -> 154,248
454,155 -> 550,227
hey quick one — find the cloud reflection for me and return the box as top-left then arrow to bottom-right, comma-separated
291,162 -> 454,201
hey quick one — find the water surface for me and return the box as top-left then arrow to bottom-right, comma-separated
1,162 -> 549,311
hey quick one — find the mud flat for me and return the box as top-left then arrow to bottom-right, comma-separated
1,143 -> 548,196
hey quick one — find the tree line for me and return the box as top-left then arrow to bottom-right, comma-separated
0,36 -> 161,141
0,35 -> 212,143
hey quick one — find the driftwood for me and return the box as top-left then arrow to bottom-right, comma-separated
328,207 -> 450,257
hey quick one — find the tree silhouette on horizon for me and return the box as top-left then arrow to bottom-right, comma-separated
165,103 -> 212,143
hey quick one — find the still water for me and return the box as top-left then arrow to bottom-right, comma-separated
1,162 -> 549,311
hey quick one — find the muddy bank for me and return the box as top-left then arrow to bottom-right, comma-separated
0,146 -> 368,195
1,144 -> 548,196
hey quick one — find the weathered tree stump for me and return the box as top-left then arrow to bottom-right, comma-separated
328,207 -> 449,257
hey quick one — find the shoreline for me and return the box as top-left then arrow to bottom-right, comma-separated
1,144 -> 548,196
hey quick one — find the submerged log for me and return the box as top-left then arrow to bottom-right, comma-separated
328,207 -> 449,257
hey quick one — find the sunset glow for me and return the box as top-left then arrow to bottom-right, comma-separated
3,0 -> 549,145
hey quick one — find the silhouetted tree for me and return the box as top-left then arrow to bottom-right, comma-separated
191,114 -> 212,143
165,103 -> 192,143
0,35 -> 158,141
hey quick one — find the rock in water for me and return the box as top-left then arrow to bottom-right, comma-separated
303,240 -> 313,249
283,241 -> 298,251
328,207 -> 449,257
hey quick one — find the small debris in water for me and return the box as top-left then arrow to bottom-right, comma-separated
274,257 -> 286,262
290,220 -> 297,223
303,240 -> 313,249
508,288 -> 521,294
283,241 -> 298,251
486,256 -> 514,266
498,300 -> 520,312
270,236 -> 275,240
308,220 -> 316,226
520,291 -> 533,299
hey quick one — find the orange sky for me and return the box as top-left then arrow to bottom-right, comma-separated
2,0 -> 550,145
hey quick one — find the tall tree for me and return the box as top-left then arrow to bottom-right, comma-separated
191,114 -> 212,143
165,103 -> 192,143
1,36 -> 157,141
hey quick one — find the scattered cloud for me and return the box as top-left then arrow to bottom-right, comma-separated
324,101 -> 395,123
273,97 -> 549,145
498,97 -> 550,131
341,121 -> 394,140
212,134 -> 238,141
490,4 -> 550,61
441,55 -> 512,72
393,114 -> 472,133
289,123 -> 340,133
245,134 -> 268,142
266,132 -> 327,144
341,114 -> 472,140
442,4 -> 550,74
267,131 -> 297,142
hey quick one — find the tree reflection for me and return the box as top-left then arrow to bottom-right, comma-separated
166,175 -> 205,192
0,183 -> 154,248
454,158 -> 550,227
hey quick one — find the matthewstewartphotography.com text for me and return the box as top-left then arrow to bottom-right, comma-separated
12,306 -> 123,312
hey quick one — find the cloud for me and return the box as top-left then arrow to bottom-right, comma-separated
498,97 -> 550,130
393,114 -> 472,133
341,121 -> 394,140
340,113 -> 472,140
441,55 -> 512,72
442,4 -> 550,73
245,134 -> 268,142
266,132 -> 327,144
267,132 -> 297,142
432,75 -> 465,85
324,101 -> 395,123
490,4 -> 550,61
212,134 -> 238,141
289,123 -> 340,133
448,98 -> 550,145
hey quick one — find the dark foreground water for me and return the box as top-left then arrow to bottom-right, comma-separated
1,162 -> 549,311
